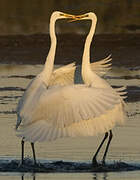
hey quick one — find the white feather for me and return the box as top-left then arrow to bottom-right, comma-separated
16,12 -> 127,145
49,55 -> 112,86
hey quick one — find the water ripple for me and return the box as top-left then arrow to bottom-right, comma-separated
0,87 -> 25,91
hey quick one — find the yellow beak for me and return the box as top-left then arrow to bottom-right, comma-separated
60,13 -> 75,19
60,13 -> 88,22
68,14 -> 88,22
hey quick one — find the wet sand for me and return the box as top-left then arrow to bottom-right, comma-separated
0,34 -> 139,67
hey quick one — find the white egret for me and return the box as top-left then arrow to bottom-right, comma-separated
73,12 -> 127,165
16,11 -> 76,165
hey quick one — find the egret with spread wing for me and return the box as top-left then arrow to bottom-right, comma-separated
73,12 -> 127,166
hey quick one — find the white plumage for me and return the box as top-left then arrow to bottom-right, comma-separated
17,85 -> 123,142
49,55 -> 112,86
16,11 -> 127,165
69,12 -> 127,165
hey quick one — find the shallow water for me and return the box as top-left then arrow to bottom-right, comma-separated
0,64 -> 140,179
1,171 -> 140,180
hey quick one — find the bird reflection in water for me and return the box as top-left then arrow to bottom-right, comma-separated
21,174 -> 36,180
93,173 -> 108,180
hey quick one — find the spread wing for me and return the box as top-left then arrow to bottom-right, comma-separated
90,55 -> 112,75
48,62 -> 76,86
16,76 -> 47,129
20,85 -> 122,129
49,55 -> 112,86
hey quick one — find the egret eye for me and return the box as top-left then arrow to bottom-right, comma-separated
84,14 -> 89,18
59,13 -> 64,16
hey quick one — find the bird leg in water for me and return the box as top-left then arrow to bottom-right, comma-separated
31,142 -> 37,165
21,138 -> 24,165
92,132 -> 108,166
21,139 -> 37,165
102,130 -> 113,165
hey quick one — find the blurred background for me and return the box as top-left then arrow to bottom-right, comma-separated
0,0 -> 140,35
0,0 -> 139,65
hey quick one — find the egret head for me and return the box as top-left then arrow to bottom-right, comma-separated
51,11 -> 75,21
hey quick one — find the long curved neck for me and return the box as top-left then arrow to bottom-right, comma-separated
82,17 -> 97,85
42,15 -> 57,84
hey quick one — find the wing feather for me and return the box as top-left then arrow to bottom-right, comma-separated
90,55 -> 112,75
49,63 -> 75,86
49,55 -> 112,86
24,85 -> 122,128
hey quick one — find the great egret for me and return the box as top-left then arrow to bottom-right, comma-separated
73,12 -> 127,165
16,11 -> 76,165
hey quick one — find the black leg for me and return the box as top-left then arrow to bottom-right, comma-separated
21,138 -> 24,165
33,175 -> 36,180
92,132 -> 108,166
31,142 -> 37,165
102,130 -> 113,165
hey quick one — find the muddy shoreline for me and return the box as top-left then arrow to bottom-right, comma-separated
0,34 -> 139,67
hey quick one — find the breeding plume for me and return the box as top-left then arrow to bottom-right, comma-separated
16,11 -> 126,166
